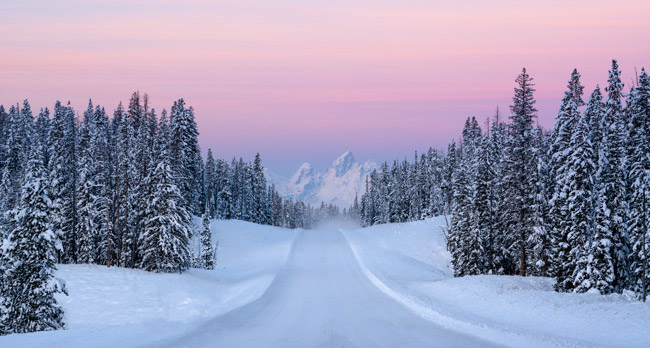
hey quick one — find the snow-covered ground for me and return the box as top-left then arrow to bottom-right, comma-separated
343,217 -> 650,348
0,220 -> 296,348
3,216 -> 649,347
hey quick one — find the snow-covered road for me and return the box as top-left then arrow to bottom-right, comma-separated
5,218 -> 644,347
160,228 -> 497,348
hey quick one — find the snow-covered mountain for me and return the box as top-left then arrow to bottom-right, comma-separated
268,151 -> 377,208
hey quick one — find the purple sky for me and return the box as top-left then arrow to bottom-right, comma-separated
1,1 -> 649,175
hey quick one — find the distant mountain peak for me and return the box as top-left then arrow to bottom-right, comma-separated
333,151 -> 356,177
267,151 -> 377,208
294,162 -> 314,177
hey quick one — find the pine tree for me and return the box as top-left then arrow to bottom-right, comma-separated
476,124 -> 495,272
584,86 -> 605,171
504,68 -> 538,276
91,106 -> 111,266
112,102 -> 128,267
488,110 -> 510,274
204,149 -> 217,217
199,206 -> 215,270
563,102 -> 597,293
627,68 -> 650,300
252,153 -> 268,224
593,59 -> 629,293
169,99 -> 201,213
450,117 -> 484,276
0,105 -> 8,170
35,108 -> 51,168
48,101 -> 78,263
1,138 -> 66,334
441,140 -> 457,215
141,118 -> 192,273
0,167 -> 12,234
529,126 -> 552,277
548,71 -> 587,280
218,161 -> 233,220
76,100 -> 100,263
5,102 -> 34,210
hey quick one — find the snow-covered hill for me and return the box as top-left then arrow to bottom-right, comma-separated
269,151 -> 377,207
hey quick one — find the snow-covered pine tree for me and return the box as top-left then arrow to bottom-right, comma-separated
268,184 -> 279,226
562,101 -> 597,293
0,167 -> 12,234
134,96 -> 158,267
548,72 -> 586,281
423,150 -> 435,218
35,108 -> 51,168
199,206 -> 215,270
92,106 -> 111,265
74,102 -> 110,265
378,162 -> 390,224
567,68 -> 586,107
76,100 -> 100,264
0,137 -> 66,334
126,92 -> 145,268
504,68 -> 538,277
399,159 -> 411,222
449,149 -> 469,276
4,102 -> 34,210
48,101 -> 78,263
407,152 -> 421,220
593,59 -> 629,293
388,160 -> 401,223
449,117 -> 484,276
216,159 -> 232,220
584,86 -> 605,172
551,91 -> 583,291
476,121 -> 495,272
141,112 -> 192,273
252,153 -> 268,224
441,140 -> 457,216
111,102 -> 128,267
488,109 -> 509,274
169,99 -> 201,213
193,149 -> 205,216
627,68 -> 650,300
528,126 -> 552,277
0,105 -> 7,169
241,159 -> 254,222
204,149 -> 217,217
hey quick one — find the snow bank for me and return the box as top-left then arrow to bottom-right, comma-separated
0,219 -> 296,348
343,216 -> 650,348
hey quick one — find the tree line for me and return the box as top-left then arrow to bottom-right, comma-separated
0,92 -> 338,335
359,60 -> 650,301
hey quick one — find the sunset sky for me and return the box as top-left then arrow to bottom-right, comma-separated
2,0 -> 649,175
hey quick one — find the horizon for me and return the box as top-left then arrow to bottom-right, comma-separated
2,1 -> 649,176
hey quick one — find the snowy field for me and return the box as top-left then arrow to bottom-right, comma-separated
343,217 -> 650,348
0,220 -> 297,348
2,217 -> 649,347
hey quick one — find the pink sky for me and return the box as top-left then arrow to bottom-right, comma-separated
2,0 -> 649,175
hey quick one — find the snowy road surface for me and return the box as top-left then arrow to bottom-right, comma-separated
160,228 -> 498,348
3,218 -> 647,347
